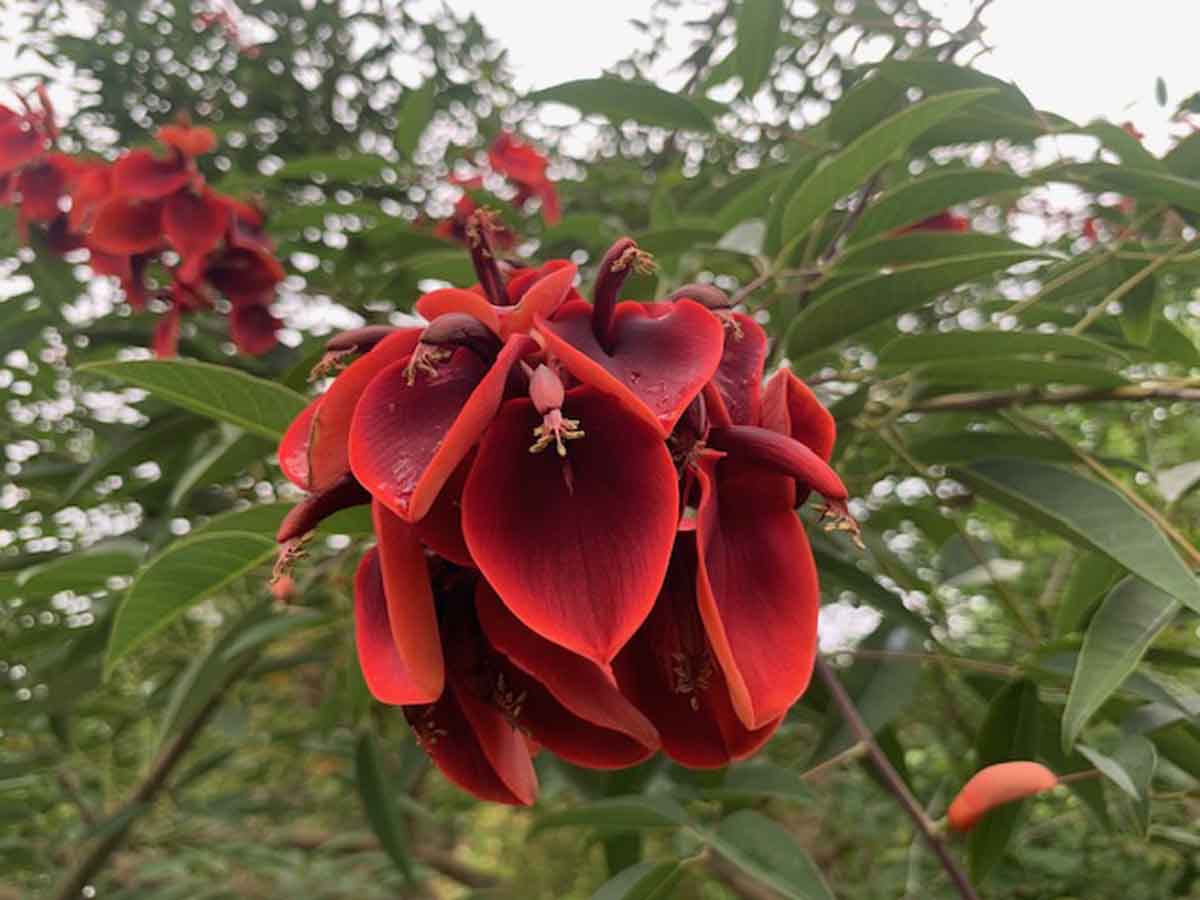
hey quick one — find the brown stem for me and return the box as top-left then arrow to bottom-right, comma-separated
910,382 -> 1200,413
816,658 -> 981,900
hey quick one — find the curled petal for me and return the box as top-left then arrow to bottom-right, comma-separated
948,762 -> 1059,832
706,425 -> 847,503
462,387 -> 678,663
416,288 -> 502,334
278,396 -> 322,490
89,197 -> 165,255
112,149 -> 191,200
762,368 -> 836,461
350,335 -> 536,522
537,298 -> 725,435
354,544 -> 442,706
694,452 -> 819,730
708,312 -> 769,426
276,473 -> 370,543
612,535 -> 780,768
164,187 -> 229,282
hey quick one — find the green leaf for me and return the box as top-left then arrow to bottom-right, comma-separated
835,232 -> 1038,272
592,860 -> 684,900
15,548 -> 141,598
969,679 -> 1041,881
77,360 -> 307,442
355,731 -> 414,881
706,810 -> 834,900
1054,554 -> 1125,637
825,75 -> 904,145
851,169 -> 1028,241
528,78 -> 714,132
394,82 -> 436,156
636,227 -> 720,257
916,359 -> 1126,390
168,429 -> 274,507
780,89 -> 996,246
106,531 -> 277,672
700,763 -> 814,804
786,251 -> 1044,360
1062,577 -> 1179,750
910,434 -> 1086,468
1076,744 -> 1140,800
277,153 -> 388,181
879,330 -> 1125,366
1109,735 -> 1158,835
64,415 -> 212,502
531,796 -> 690,834
956,460 -> 1200,611
734,0 -> 784,96
1068,163 -> 1200,216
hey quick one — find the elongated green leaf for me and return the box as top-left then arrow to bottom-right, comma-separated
786,250 -> 1044,359
532,796 -> 690,834
64,415 -> 211,502
825,75 -> 904,145
917,359 -> 1126,390
835,232 -> 1033,272
706,810 -> 834,900
957,460 -> 1200,611
394,82 -> 436,156
16,548 -> 140,598
1054,554 -> 1125,637
1076,744 -> 1140,800
909,434 -> 1076,469
278,153 -> 388,181
700,763 -> 814,804
1037,705 -> 1110,827
780,89 -> 995,245
355,731 -> 414,881
636,227 -> 720,257
969,679 -> 1041,880
592,859 -> 684,900
851,169 -> 1028,241
106,531 -> 277,671
1068,163 -> 1200,215
1062,577 -> 1180,750
877,61 -> 1036,117
879,330 -> 1124,365
78,360 -> 307,442
528,78 -> 714,131
735,0 -> 784,96
168,429 -> 274,508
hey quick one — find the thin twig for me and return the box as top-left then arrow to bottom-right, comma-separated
910,382 -> 1200,413
816,658 -> 981,900
1070,240 -> 1191,335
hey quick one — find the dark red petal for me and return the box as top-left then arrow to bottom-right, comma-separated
537,183 -> 561,225
710,312 -> 769,426
413,455 -> 474,567
205,247 -> 285,302
415,288 -> 502,335
278,396 -> 321,490
0,119 -> 47,175
164,188 -> 229,283
16,156 -> 71,224
476,581 -> 659,761
693,452 -> 819,730
406,679 -> 537,805
372,501 -> 444,701
350,335 -> 536,522
461,387 -> 678,663
152,307 -> 182,358
89,250 -> 150,310
761,368 -> 836,461
228,302 -> 280,356
537,298 -> 724,435
354,545 -> 442,706
112,149 -> 192,200
88,197 -> 165,255
612,535 -> 780,768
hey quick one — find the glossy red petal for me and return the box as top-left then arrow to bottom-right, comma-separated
68,163 -> 113,233
152,307 -> 182,359
372,501 -> 444,701
0,119 -> 47,175
710,312 -> 768,426
476,582 -> 659,754
537,298 -> 724,435
499,261 -> 576,337
415,288 -> 502,335
228,302 -> 280,356
761,368 -> 836,461
354,546 -> 442,706
350,336 -> 536,522
89,197 -> 165,255
16,155 -> 72,224
612,535 -> 780,768
413,455 -> 475,567
157,124 -> 217,158
693,452 -> 819,730
461,387 -> 678,663
164,188 -> 229,283
278,396 -> 322,490
112,149 -> 192,200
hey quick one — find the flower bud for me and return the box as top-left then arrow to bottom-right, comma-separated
947,761 -> 1058,832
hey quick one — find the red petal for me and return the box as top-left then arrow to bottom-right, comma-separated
228,302 -> 280,356
350,335 -> 536,522
499,261 -> 576,337
0,119 -> 47,174
406,678 -> 537,805
710,312 -> 768,426
157,124 -> 217,158
89,197 -> 165,255
16,155 -> 72,224
461,387 -> 678,663
68,163 -> 113,233
278,396 -> 322,490
353,544 -> 442,706
372,501 -> 444,701
112,149 -> 192,200
536,298 -> 725,435
152,307 -> 182,358
164,188 -> 229,282
415,288 -> 502,335
693,451 -> 819,730
612,534 -> 781,768
476,581 -> 659,765
761,368 -> 836,461
205,246 -> 284,302
413,454 -> 474,567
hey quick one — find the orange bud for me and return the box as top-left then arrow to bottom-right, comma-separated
947,761 -> 1058,832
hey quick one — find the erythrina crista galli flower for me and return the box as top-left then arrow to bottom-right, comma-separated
275,221 -> 856,803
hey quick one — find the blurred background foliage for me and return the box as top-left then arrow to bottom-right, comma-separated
3,0 -> 1200,898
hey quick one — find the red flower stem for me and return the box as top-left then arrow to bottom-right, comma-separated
815,658 -> 980,900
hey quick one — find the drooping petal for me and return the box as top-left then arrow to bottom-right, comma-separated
372,501 -> 444,702
0,119 -> 47,175
279,396 -> 323,490
612,535 -> 781,768
761,368 -> 836,461
707,312 -> 769,427
413,455 -> 474,567
152,306 -> 182,359
536,298 -> 724,435
353,545 -> 442,706
164,187 -> 229,282
205,246 -> 285,302
112,149 -> 192,200
476,581 -> 659,765
68,163 -> 112,233
693,451 -> 819,730
461,387 -> 678,663
228,302 -> 280,356
88,250 -> 150,310
88,196 -> 165,255
948,762 -> 1059,832
350,335 -> 536,522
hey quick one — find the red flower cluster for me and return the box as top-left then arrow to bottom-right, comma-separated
0,92 -> 283,358
433,132 -> 561,244
276,221 -> 854,803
